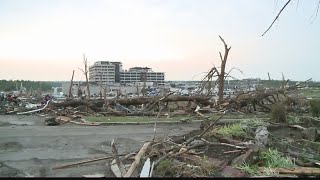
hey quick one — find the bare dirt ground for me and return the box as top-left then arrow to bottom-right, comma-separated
0,115 -> 200,177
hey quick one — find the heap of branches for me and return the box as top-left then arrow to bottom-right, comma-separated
220,79 -> 311,113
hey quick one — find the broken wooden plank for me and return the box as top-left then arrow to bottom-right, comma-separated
110,159 -> 122,177
111,139 -> 126,177
55,116 -> 72,124
232,148 -> 254,167
52,155 -> 115,170
124,142 -> 151,177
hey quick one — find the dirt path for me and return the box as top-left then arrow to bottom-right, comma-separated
0,115 -> 200,177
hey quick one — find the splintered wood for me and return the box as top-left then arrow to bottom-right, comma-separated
124,142 -> 151,177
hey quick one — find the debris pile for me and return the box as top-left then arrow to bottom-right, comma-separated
48,110 -> 320,177
1,79 -> 320,177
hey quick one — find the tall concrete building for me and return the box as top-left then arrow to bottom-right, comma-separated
120,67 -> 165,86
89,61 -> 165,86
89,61 -> 123,85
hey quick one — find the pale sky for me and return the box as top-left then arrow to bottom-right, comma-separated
0,0 -> 319,81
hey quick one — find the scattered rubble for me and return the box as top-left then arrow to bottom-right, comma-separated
0,79 -> 320,177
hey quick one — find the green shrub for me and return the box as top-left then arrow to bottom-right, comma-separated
271,103 -> 287,123
235,163 -> 259,176
260,148 -> 295,168
287,115 -> 301,124
216,123 -> 248,139
154,159 -> 175,177
310,99 -> 320,117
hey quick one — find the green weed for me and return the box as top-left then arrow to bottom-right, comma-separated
310,99 -> 320,117
260,148 -> 295,169
235,163 -> 259,176
271,103 -> 287,123
216,123 -> 248,139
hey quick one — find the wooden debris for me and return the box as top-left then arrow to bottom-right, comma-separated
52,155 -> 116,170
110,159 -> 122,177
223,150 -> 243,154
17,100 -> 51,115
124,142 -> 152,177
232,148 -> 254,167
288,125 -> 307,131
302,127 -> 318,141
55,116 -> 72,124
111,139 -> 126,177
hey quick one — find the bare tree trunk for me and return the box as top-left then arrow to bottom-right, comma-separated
217,36 -> 231,103
206,77 -> 212,96
99,73 -> 103,99
142,73 -> 146,97
136,85 -> 139,96
104,85 -> 107,100
68,70 -> 75,98
85,73 -> 90,99
79,54 -> 91,99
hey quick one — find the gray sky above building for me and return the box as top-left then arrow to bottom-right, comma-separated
0,0 -> 319,81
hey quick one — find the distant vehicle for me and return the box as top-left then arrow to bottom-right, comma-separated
148,91 -> 157,97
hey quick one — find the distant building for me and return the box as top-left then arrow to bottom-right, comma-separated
89,61 -> 165,86
120,67 -> 165,86
89,61 -> 123,85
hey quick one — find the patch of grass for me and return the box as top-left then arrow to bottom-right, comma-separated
310,99 -> 320,117
154,159 -> 175,177
154,158 -> 213,177
260,148 -> 295,169
301,139 -> 320,153
239,117 -> 269,128
297,88 -> 320,99
287,115 -> 301,124
85,115 -> 190,123
209,113 -> 269,120
197,156 -> 215,176
216,123 -> 248,139
235,163 -> 259,176
271,103 -> 287,123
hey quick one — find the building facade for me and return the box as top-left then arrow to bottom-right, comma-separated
89,61 -> 165,86
120,67 -> 165,86
89,61 -> 123,85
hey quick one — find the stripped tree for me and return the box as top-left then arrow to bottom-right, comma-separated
216,36 -> 232,103
197,36 -> 243,104
79,54 -> 91,99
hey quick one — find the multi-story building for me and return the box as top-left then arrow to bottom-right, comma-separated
89,62 -> 165,86
89,61 -> 123,85
120,67 -> 165,86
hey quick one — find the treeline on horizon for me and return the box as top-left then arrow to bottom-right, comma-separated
0,80 -> 62,92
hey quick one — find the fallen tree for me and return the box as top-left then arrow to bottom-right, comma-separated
52,95 -> 214,110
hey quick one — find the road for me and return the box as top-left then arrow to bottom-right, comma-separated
0,115 -> 200,177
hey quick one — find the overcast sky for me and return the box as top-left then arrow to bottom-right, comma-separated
0,0 -> 319,82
